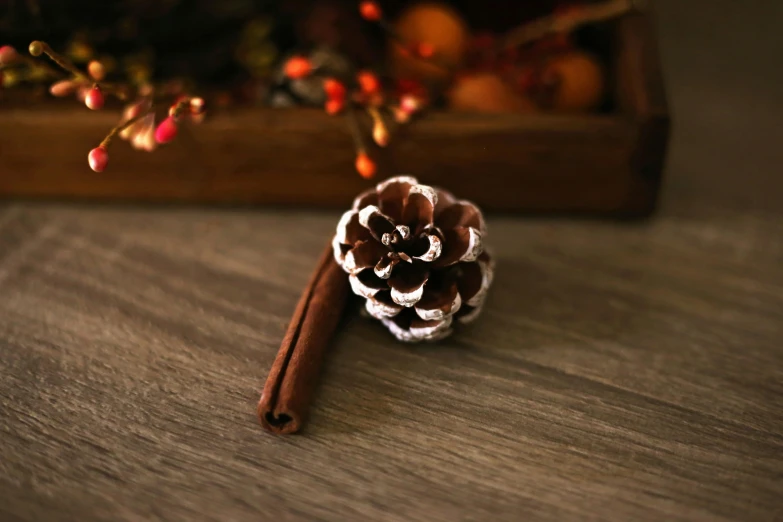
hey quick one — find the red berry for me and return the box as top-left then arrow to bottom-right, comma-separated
356,70 -> 381,95
355,153 -> 376,179
154,116 -> 178,144
323,78 -> 346,101
325,98 -> 344,115
88,147 -> 109,172
359,1 -> 382,21
284,56 -> 313,80
85,86 -> 104,110
0,45 -> 18,65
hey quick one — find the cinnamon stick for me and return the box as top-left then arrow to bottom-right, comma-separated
258,242 -> 350,434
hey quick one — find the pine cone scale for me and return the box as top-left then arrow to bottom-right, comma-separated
352,188 -> 380,211
358,205 -> 397,241
435,201 -> 487,234
342,239 -> 388,275
388,262 -> 429,307
415,281 -> 462,321
457,252 -> 493,307
349,269 -> 388,299
366,291 -> 404,319
376,176 -> 416,221
401,185 -> 438,231
335,210 -> 372,246
432,227 -> 483,268
409,233 -> 442,262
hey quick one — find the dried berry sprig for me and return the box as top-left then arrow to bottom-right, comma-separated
87,108 -> 154,172
86,95 -> 205,172
274,3 -> 435,180
19,39 -> 205,172
345,102 -> 376,179
281,52 -> 425,179
358,1 -> 451,73
28,40 -> 84,79
0,44 -> 61,85
27,40 -> 133,102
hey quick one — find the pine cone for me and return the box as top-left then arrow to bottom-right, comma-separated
333,176 -> 494,342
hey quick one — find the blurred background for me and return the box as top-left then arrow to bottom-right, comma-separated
1,0 -> 781,212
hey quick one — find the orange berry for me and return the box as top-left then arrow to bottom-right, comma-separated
325,98 -> 344,115
356,70 -> 381,95
87,60 -> 105,81
323,78 -> 346,100
359,1 -> 382,21
284,56 -> 313,80
355,153 -> 376,179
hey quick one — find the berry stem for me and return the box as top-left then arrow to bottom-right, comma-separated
99,107 -> 153,149
28,40 -> 133,100
29,40 -> 86,80
345,101 -> 368,156
361,5 -> 454,75
169,98 -> 191,119
17,55 -> 62,79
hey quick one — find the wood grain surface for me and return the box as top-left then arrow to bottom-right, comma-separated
1,1 -> 782,521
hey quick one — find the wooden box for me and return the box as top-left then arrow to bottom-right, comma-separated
0,10 -> 669,217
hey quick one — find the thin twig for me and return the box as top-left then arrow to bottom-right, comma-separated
372,15 -> 454,76
345,102 -> 367,154
34,41 -> 86,79
18,55 -> 62,79
367,106 -> 383,125
500,0 -> 635,50
99,108 -> 153,149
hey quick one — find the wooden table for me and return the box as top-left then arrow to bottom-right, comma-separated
1,2 -> 781,520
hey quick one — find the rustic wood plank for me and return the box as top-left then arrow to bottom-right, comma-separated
0,105 -> 645,214
0,192 -> 781,521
